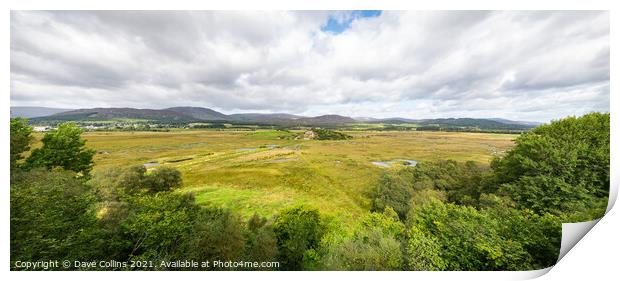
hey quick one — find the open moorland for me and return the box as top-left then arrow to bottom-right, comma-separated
51,130 -> 516,226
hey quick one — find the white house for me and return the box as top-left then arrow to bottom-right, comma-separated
33,126 -> 51,132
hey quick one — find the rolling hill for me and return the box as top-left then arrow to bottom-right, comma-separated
294,115 -> 357,125
43,108 -> 192,121
32,107 -> 359,126
166,107 -> 228,120
26,106 -> 538,130
228,113 -> 304,123
417,118 -> 534,130
486,118 -> 542,127
10,106 -> 73,118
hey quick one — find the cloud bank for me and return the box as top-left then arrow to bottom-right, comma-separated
10,11 -> 609,122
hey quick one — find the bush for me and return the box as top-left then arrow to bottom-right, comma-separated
144,167 -> 183,192
245,213 -> 279,266
121,192 -> 198,261
370,160 -> 489,220
322,208 -> 405,270
119,165 -> 150,193
273,205 -> 326,270
91,165 -> 183,195
404,160 -> 490,205
311,128 -> 352,140
180,208 -> 247,266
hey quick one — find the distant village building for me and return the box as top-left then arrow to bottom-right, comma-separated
83,125 -> 106,131
33,126 -> 51,132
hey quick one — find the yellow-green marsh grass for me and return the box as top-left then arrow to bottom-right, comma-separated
42,130 -> 517,226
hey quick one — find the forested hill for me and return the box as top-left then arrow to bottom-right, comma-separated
416,118 -> 535,130
10,106 -> 73,118
31,107 -> 357,125
24,106 -> 537,130
40,108 -> 194,121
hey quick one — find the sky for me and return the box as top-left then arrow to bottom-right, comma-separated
10,11 -> 609,122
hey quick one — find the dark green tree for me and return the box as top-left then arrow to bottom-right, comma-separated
403,160 -> 490,206
25,122 -> 96,177
492,112 -> 610,218
118,165 -> 149,192
122,192 -> 198,262
478,194 -> 562,269
10,168 -> 100,264
181,207 -> 246,266
10,118 -> 33,173
244,213 -> 279,267
273,205 -> 325,270
144,167 -> 183,193
310,128 -> 352,140
370,173 -> 413,220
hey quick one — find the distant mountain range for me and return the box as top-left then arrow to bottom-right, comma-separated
23,106 -> 357,125
10,106 -> 73,118
167,106 -> 228,120
12,106 -> 540,129
416,118 -> 539,130
484,118 -> 542,127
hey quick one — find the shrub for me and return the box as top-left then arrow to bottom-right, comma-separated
245,213 -> 279,265
322,208 -> 405,270
180,208 -> 247,266
145,167 -> 183,193
122,192 -> 198,261
311,128 -> 352,140
273,205 -> 326,270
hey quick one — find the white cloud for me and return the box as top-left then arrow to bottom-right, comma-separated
10,10 -> 609,122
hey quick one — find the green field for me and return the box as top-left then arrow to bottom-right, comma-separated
51,130 -> 515,226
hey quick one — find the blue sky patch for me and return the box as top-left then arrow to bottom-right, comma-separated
321,10 -> 382,34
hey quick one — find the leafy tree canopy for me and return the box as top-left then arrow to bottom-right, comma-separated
492,112 -> 609,218
25,122 -> 96,177
322,207 -> 405,270
273,205 -> 326,270
10,168 -> 99,263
